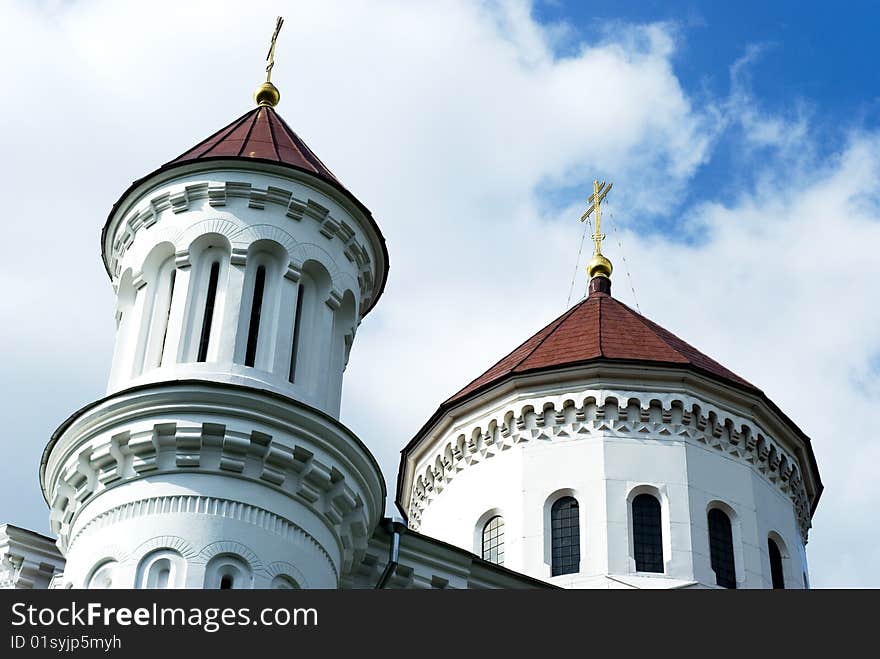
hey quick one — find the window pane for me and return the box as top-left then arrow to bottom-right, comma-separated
482,516 -> 505,565
768,538 -> 785,589
708,508 -> 736,588
632,494 -> 663,573
551,497 -> 580,576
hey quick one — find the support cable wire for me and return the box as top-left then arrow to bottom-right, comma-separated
566,216 -> 590,309
607,206 -> 642,314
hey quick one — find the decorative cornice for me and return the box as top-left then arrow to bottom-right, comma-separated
43,382 -> 385,575
407,390 -> 812,543
106,179 -> 376,315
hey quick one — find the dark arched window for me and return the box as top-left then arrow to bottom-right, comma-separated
632,494 -> 663,572
482,516 -> 504,565
157,269 -> 176,365
288,283 -> 304,382
768,537 -> 785,589
551,497 -> 580,576
197,261 -> 220,362
219,574 -> 233,590
244,265 -> 266,367
708,508 -> 736,588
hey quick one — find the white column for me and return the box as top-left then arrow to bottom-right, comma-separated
216,248 -> 246,365
273,263 -> 301,380
162,251 -> 191,367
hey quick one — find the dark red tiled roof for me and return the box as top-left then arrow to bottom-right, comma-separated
444,289 -> 755,407
102,104 -> 391,316
168,105 -> 339,183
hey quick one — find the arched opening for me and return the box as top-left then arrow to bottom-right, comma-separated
158,268 -> 177,365
288,282 -> 305,382
180,234 -> 231,364
150,560 -> 171,589
288,261 -> 331,387
708,508 -> 736,588
271,575 -> 300,589
326,290 -> 357,412
481,515 -> 505,565
197,261 -> 221,362
551,496 -> 580,576
244,264 -> 266,367
632,493 -> 663,573
109,270 -> 137,386
236,240 -> 287,371
768,537 -> 785,589
204,554 -> 251,590
135,549 -> 186,589
87,560 -> 117,589
133,243 -> 177,375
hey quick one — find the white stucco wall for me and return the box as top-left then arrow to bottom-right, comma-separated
404,369 -> 815,589
42,158 -> 387,589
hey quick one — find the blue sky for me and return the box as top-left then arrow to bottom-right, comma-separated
536,0 -> 880,237
1,0 -> 879,587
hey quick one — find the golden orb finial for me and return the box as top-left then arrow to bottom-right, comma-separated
587,252 -> 613,279
254,81 -> 281,107
256,17 -> 284,107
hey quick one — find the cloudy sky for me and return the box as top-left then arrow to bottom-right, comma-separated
2,0 -> 878,587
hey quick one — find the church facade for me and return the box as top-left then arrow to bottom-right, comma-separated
0,76 -> 822,590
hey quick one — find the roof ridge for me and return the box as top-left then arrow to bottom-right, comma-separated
605,294 -> 752,386
236,107 -> 262,157
270,108 -> 338,179
597,294 -> 604,355
175,108 -> 254,161
443,300 -> 585,404
265,106 -> 282,161
610,295 -> 685,359
510,301 -> 584,373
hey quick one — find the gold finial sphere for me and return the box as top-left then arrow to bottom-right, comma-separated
254,81 -> 281,107
587,253 -> 613,280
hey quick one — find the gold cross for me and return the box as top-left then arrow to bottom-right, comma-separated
265,16 -> 285,82
580,179 -> 613,255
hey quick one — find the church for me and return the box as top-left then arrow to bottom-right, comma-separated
0,24 -> 822,590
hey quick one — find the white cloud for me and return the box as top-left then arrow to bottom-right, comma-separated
0,0 -> 876,586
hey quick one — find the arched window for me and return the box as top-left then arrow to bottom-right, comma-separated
204,554 -> 251,590
481,516 -> 505,565
768,537 -> 785,589
288,282 -> 305,382
271,575 -> 300,589
157,268 -> 177,366
197,261 -> 221,362
632,493 -> 663,573
287,261 -> 332,387
708,508 -> 736,588
551,496 -> 580,576
135,550 -> 185,589
244,265 -> 266,367
87,560 -> 117,589
148,559 -> 171,589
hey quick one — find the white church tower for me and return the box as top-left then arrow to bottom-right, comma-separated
40,37 -> 389,588
397,181 -> 823,589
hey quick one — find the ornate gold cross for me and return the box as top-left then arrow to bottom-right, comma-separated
265,16 -> 285,82
580,179 -> 613,256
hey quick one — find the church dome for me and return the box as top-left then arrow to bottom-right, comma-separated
398,281 -> 823,523
445,285 -> 755,409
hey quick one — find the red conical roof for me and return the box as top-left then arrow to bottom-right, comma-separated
167,105 -> 340,184
444,286 -> 755,408
103,104 -> 390,315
